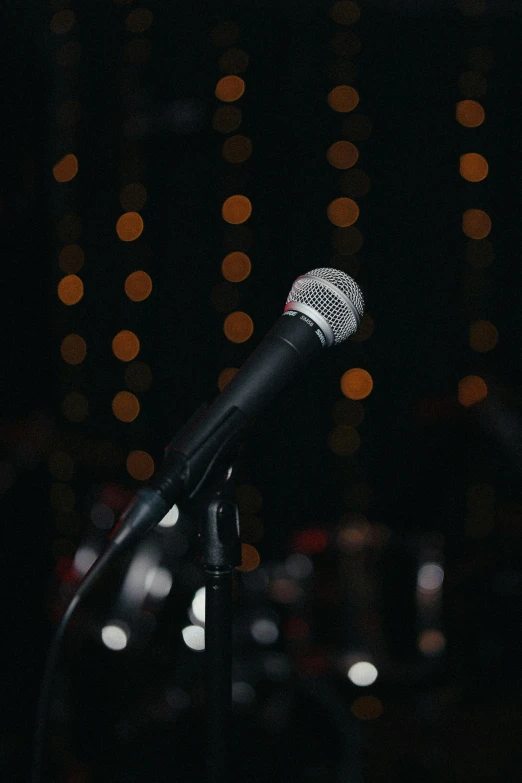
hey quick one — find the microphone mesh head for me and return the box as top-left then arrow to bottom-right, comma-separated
286,268 -> 364,345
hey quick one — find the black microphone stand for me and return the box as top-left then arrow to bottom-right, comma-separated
191,462 -> 242,783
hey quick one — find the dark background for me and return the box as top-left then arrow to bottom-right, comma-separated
2,1 -> 522,781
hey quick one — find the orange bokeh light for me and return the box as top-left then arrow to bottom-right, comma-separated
112,391 -> 140,422
58,274 -> 83,305
112,330 -> 140,362
61,334 -> 86,365
222,195 -> 252,224
462,209 -> 491,239
58,244 -> 84,273
212,105 -> 242,133
126,450 -> 155,480
125,271 -> 153,302
223,311 -> 254,343
221,251 -> 251,282
218,367 -> 239,390
116,211 -> 144,242
327,141 -> 359,169
458,375 -> 487,407
215,75 -> 245,102
328,85 -> 359,113
328,425 -> 361,456
460,153 -> 488,182
53,154 -> 78,183
327,197 -> 359,227
456,100 -> 485,127
341,368 -> 373,400
222,135 -> 252,163
236,543 -> 260,572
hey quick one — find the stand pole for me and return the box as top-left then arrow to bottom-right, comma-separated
200,470 -> 241,783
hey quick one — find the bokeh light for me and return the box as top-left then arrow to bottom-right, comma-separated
58,275 -> 83,305
341,368 -> 373,399
62,392 -> 88,422
219,48 -> 249,74
53,153 -> 78,183
50,10 -> 75,34
328,425 -> 361,456
327,141 -> 359,169
347,661 -> 378,686
456,99 -> 485,127
469,320 -> 498,352
418,629 -> 446,656
158,505 -> 179,528
182,625 -> 205,651
330,1 -> 361,25
218,367 -> 239,390
126,450 -> 154,480
351,696 -> 383,720
328,85 -> 359,112
112,391 -> 140,422
60,334 -> 86,365
126,8 -> 153,33
120,183 -> 147,211
236,543 -> 261,572
125,270 -> 153,301
327,197 -> 359,227
462,209 -> 491,239
101,624 -> 128,651
215,75 -> 245,102
222,195 -> 252,224
116,211 -> 144,242
112,330 -> 140,362
222,135 -> 252,163
223,311 -> 254,343
417,562 -> 444,593
458,375 -> 487,407
58,244 -> 84,273
125,361 -> 152,392
221,251 -> 251,282
460,153 -> 488,182
212,105 -> 242,133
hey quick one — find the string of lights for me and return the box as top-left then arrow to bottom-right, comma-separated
456,0 -> 497,541
113,1 -> 155,485
49,1 -> 85,564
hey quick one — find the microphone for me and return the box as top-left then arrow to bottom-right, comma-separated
111,267 -> 364,552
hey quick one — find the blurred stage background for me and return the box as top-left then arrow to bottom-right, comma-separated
2,0 -> 522,781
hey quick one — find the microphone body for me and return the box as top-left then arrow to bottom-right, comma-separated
111,268 -> 364,552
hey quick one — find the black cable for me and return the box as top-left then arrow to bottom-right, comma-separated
31,541 -> 120,783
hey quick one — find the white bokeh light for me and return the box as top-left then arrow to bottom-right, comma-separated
182,624 -> 205,651
158,504 -> 179,528
101,624 -> 128,651
347,661 -> 378,687
417,562 -> 444,593
285,553 -> 313,580
145,567 -> 173,599
73,546 -> 98,577
251,618 -> 279,645
191,587 -> 206,624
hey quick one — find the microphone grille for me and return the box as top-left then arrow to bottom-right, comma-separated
286,267 -> 364,345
